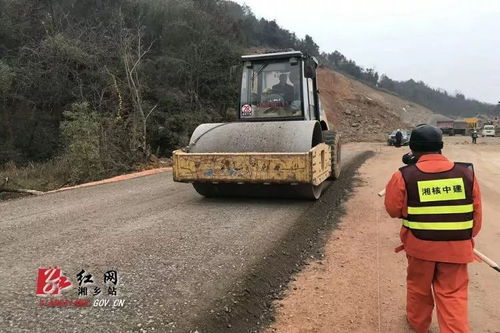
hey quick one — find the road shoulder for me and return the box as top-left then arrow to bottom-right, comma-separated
194,151 -> 375,333
264,140 -> 500,333
263,145 -> 419,333
45,167 -> 172,194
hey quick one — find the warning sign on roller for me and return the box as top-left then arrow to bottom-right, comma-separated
241,104 -> 253,117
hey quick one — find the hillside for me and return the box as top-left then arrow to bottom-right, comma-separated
0,0 -> 490,189
318,68 -> 441,142
322,53 -> 497,120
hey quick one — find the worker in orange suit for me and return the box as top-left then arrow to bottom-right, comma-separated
385,124 -> 482,333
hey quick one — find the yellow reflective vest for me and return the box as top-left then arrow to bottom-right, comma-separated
400,163 -> 474,241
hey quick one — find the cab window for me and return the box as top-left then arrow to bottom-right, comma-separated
240,60 -> 302,119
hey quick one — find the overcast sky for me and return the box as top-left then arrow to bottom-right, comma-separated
234,0 -> 500,104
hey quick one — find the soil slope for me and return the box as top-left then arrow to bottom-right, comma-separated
318,68 -> 441,142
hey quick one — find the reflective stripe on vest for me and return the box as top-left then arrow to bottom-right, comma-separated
402,220 -> 473,230
400,162 -> 474,241
407,204 -> 473,215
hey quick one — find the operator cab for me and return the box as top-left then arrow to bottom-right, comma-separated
239,51 -> 321,122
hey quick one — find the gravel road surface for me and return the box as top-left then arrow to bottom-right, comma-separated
0,147 -> 371,333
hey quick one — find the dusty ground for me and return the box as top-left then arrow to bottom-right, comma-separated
265,136 -> 500,333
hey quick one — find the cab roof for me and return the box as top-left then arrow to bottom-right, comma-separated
241,50 -> 305,62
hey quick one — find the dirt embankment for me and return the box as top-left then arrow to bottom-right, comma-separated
265,137 -> 500,333
318,69 -> 439,142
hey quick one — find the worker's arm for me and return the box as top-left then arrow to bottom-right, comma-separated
472,177 -> 482,237
384,170 -> 406,218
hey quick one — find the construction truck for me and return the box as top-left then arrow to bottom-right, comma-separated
453,120 -> 468,135
172,50 -> 341,199
436,120 -> 455,135
464,117 -> 480,134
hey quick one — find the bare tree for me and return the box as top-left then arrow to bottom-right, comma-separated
120,18 -> 157,156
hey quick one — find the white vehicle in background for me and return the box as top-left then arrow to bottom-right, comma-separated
482,125 -> 495,137
387,129 -> 410,146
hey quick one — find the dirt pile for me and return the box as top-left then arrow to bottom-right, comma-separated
318,68 -> 439,142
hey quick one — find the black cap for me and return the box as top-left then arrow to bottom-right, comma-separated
409,124 -> 443,152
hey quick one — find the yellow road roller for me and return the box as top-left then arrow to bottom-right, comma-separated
172,50 -> 341,199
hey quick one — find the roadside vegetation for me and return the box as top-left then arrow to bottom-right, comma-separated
0,0 -> 307,190
0,0 -> 497,193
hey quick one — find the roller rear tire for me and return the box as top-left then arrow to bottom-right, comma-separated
322,130 -> 342,180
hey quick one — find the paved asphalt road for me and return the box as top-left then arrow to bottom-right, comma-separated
0,150 -> 369,333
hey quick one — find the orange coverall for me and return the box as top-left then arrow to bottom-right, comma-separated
385,154 -> 482,333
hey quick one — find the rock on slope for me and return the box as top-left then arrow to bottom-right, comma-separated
318,68 -> 439,142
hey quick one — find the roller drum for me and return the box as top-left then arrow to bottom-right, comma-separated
188,120 -> 325,200
189,121 -> 323,153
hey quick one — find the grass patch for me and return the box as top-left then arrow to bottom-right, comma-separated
0,155 -> 172,198
0,159 -> 73,192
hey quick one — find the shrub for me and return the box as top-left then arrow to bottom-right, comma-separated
60,102 -> 103,183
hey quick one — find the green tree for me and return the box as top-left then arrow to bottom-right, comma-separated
60,102 -> 102,183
